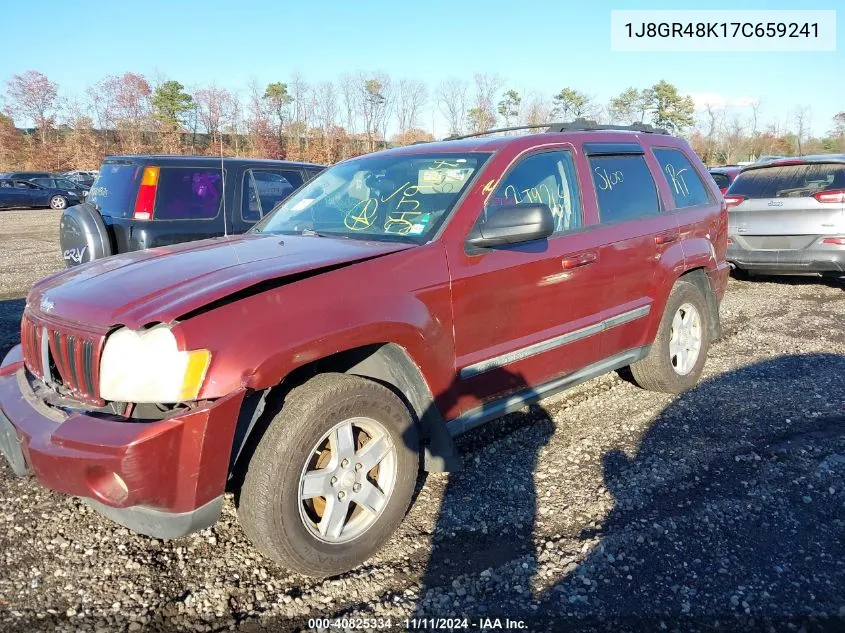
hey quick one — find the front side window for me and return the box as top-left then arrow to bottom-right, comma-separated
653,148 -> 711,208
589,154 -> 660,223
32,178 -> 55,188
154,168 -> 223,220
256,153 -> 490,242
242,169 -> 303,222
478,150 -> 582,235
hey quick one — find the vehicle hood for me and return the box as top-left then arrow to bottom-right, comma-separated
29,233 -> 413,329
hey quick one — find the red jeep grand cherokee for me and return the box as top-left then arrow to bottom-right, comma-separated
0,121 -> 729,577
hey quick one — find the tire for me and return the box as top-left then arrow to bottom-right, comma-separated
238,373 -> 419,577
50,195 -> 67,210
630,278 -> 711,394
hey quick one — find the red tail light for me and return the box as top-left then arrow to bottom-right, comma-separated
813,189 -> 845,204
723,195 -> 746,209
133,167 -> 159,220
821,237 -> 845,246
720,187 -> 728,195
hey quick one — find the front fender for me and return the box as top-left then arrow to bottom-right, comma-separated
176,243 -> 456,403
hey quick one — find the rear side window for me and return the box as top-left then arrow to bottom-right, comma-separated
653,148 -> 711,208
154,168 -> 223,220
710,173 -> 730,190
242,169 -> 302,222
589,155 -> 660,223
729,163 -> 845,199
88,164 -> 142,218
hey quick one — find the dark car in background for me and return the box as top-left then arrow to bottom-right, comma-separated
725,155 -> 845,277
31,175 -> 89,197
59,155 -> 323,266
0,178 -> 86,210
0,171 -> 54,180
64,170 -> 98,187
709,166 -> 742,194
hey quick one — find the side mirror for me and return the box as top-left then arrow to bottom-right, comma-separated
467,203 -> 555,248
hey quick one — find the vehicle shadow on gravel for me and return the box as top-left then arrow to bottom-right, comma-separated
532,353 -> 845,632
0,297 -> 25,360
412,367 -> 556,618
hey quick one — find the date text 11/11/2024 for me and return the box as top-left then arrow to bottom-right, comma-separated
308,617 -> 529,629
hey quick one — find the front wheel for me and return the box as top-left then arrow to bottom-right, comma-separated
49,195 -> 67,210
238,373 -> 419,577
630,278 -> 712,394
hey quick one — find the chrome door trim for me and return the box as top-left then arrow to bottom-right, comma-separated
459,304 -> 651,379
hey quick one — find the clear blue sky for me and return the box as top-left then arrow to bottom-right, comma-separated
0,0 -> 841,136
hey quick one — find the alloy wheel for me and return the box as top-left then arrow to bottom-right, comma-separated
298,416 -> 397,543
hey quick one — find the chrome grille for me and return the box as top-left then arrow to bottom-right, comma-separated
20,313 -> 104,404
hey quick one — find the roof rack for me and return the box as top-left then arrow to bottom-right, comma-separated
443,118 -> 669,141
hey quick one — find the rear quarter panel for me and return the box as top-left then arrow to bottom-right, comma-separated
643,140 -> 729,339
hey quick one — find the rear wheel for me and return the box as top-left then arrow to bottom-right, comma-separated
49,195 -> 67,210
630,278 -> 711,394
238,373 -> 419,577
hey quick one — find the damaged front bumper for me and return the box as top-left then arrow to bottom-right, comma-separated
0,345 -> 244,538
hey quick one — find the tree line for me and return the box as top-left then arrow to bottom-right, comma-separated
1,69 -> 842,171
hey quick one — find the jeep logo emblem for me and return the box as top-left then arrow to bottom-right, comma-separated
39,296 -> 54,313
63,246 -> 88,264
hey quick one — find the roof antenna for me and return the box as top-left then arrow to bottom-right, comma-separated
220,132 -> 227,238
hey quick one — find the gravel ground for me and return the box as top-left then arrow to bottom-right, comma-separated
0,210 -> 843,632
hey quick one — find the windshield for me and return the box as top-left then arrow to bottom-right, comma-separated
255,153 -> 490,242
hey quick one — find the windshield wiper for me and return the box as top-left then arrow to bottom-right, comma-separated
301,229 -> 348,239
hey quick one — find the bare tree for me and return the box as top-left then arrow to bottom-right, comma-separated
436,78 -> 468,135
395,79 -> 427,135
223,93 -> 243,155
315,81 -> 338,162
702,103 -> 723,164
359,73 -> 390,152
521,91 -> 552,126
245,78 -> 278,158
749,99 -> 762,137
721,114 -> 748,164
793,106 -> 811,155
88,72 -> 152,153
59,96 -> 98,168
194,85 -> 234,148
4,70 -> 59,144
339,73 -> 359,136
468,72 -> 503,131
288,73 -> 311,152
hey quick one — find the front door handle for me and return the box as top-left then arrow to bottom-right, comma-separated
562,251 -> 597,269
654,231 -> 680,245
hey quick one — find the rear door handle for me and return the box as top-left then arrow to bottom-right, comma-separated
561,252 -> 597,269
654,232 -> 680,245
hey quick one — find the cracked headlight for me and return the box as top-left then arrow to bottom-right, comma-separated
99,325 -> 211,403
